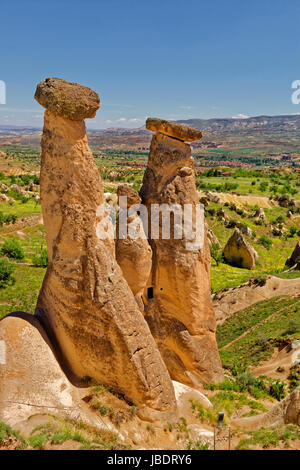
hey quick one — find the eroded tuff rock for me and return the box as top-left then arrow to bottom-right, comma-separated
116,185 -> 152,311
223,228 -> 258,269
33,81 -> 177,421
285,240 -> 300,269
213,275 -> 300,325
140,130 -> 224,387
35,77 -> 100,120
232,386 -> 300,430
146,117 -> 202,142
0,313 -> 83,426
206,227 -> 220,247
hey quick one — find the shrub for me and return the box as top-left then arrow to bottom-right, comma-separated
288,226 -> 297,238
253,275 -> 267,286
259,182 -> 268,192
19,174 -> 32,185
226,219 -> 237,228
0,258 -> 15,286
256,334 -> 270,351
210,243 -> 223,266
186,440 -> 209,450
288,365 -> 300,391
8,190 -> 29,204
287,318 -> 300,335
0,421 -> 27,450
1,238 -> 24,260
32,248 -> 48,267
269,380 -> 285,401
258,235 -> 272,250
0,212 -> 17,225
276,215 -> 285,224
235,373 -> 256,390
231,359 -> 247,376
5,214 -> 17,224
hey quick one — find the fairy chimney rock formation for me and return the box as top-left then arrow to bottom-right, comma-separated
116,184 -> 152,311
33,79 -> 177,421
285,240 -> 300,269
223,228 -> 258,269
140,118 -> 224,387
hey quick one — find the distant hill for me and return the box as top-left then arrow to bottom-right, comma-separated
0,125 -> 41,136
1,114 -> 300,137
177,115 -> 300,134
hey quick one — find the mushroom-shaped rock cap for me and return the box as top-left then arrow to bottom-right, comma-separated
146,117 -> 202,142
34,77 -> 100,120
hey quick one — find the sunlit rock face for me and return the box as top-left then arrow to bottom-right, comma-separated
115,184 -> 152,312
34,79 -> 177,422
140,125 -> 224,387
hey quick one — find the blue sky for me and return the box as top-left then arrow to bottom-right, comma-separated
0,0 -> 300,128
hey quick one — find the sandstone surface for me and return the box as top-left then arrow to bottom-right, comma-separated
33,81 -> 177,421
285,240 -> 300,269
232,386 -> 300,430
116,184 -> 152,311
0,313 -> 82,426
223,228 -> 258,269
140,131 -> 223,386
146,117 -> 202,142
35,77 -> 100,120
213,275 -> 300,325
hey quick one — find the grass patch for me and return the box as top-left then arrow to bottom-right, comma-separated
0,421 -> 27,450
236,425 -> 300,450
216,295 -> 298,349
0,264 -> 45,319
219,295 -> 300,371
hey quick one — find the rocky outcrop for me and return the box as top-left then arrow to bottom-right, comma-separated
104,192 -> 118,209
285,241 -> 300,270
0,313 -> 83,426
223,228 -> 258,269
213,275 -> 300,325
33,79 -> 177,421
254,207 -> 267,222
0,193 -> 10,203
172,380 -> 212,414
198,191 -> 277,209
207,227 -> 220,247
232,386 -> 300,430
140,119 -> 224,387
35,77 -> 100,120
146,117 -> 202,142
116,184 -> 152,311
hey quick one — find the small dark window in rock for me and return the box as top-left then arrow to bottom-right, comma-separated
147,287 -> 154,299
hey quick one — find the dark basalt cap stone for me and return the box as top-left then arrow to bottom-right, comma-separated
34,77 -> 100,120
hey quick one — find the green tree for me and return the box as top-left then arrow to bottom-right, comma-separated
1,238 -> 25,260
210,243 -> 223,266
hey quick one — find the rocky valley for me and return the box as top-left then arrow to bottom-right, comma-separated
0,79 -> 299,452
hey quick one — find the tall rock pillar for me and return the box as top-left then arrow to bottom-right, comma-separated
34,79 -> 177,421
140,118 -> 224,387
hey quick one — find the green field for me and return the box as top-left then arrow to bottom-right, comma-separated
218,295 -> 300,371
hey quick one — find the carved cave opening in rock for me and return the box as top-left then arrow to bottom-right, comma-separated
147,287 -> 154,299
